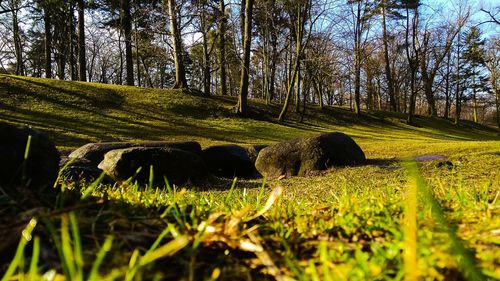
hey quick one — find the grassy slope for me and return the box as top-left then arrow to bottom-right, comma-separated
1,74 -> 499,280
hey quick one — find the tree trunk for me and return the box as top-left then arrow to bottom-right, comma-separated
121,0 -> 134,86
421,74 -> 437,116
455,30 -> 461,125
295,59 -> 301,112
77,0 -> 86,81
12,4 -> 24,76
69,2 -> 77,81
263,28 -> 270,104
495,86 -> 500,129
444,51 -> 451,119
381,1 -> 396,111
377,78 -> 382,110
278,59 -> 299,122
269,31 -> 278,102
135,22 -> 141,87
473,87 -> 478,123
44,9 -> 52,78
118,31 -> 124,84
201,5 -> 210,95
405,3 -> 419,125
218,0 -> 227,95
236,0 -> 254,116
313,77 -> 323,110
353,1 -> 362,115
168,0 -> 188,89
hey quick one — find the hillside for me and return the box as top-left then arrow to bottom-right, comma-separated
0,74 -> 498,153
1,75 -> 500,280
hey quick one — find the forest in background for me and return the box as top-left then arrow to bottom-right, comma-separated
0,0 -> 499,127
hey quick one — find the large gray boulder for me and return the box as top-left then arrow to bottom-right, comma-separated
0,123 -> 60,190
245,144 -> 268,163
69,141 -> 202,164
98,147 -> 208,185
255,132 -> 365,179
59,158 -> 106,182
66,141 -> 202,182
201,145 -> 258,178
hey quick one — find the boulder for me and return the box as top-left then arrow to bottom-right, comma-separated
98,147 -> 208,185
202,145 -> 258,178
60,158 -> 106,182
0,123 -> 60,190
69,141 -> 202,164
255,132 -> 365,179
245,145 -> 268,163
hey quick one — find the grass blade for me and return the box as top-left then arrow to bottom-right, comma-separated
247,185 -> 283,221
405,161 -> 486,281
60,215 -> 76,279
139,236 -> 189,266
70,212 -> 84,281
87,235 -> 114,281
28,236 -> 40,279
1,218 -> 37,281
403,162 -> 418,281
81,172 -> 106,199
148,165 -> 154,191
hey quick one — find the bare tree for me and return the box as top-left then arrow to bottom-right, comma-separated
121,0 -> 133,85
78,0 -> 86,81
167,0 -> 188,89
236,0 -> 255,116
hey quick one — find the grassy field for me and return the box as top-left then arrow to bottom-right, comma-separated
0,74 -> 499,280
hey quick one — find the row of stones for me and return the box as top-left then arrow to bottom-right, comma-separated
1,122 -> 366,190
63,142 -> 266,185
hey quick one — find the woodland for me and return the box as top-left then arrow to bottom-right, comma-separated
0,0 -> 499,126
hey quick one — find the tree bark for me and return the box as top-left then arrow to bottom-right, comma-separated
201,5 -> 210,95
495,85 -> 500,129
444,51 -> 451,119
381,0 -> 396,111
455,29 -> 462,125
218,0 -> 227,96
78,0 -> 87,81
44,9 -> 52,78
236,0 -> 255,116
69,2 -> 77,80
405,3 -> 419,125
135,22 -> 141,87
295,58 -> 301,112
353,1 -> 362,115
168,0 -> 188,89
269,31 -> 278,102
11,2 -> 24,76
121,0 -> 134,85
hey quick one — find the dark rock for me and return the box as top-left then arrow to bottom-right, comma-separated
413,154 -> 447,161
437,161 -> 454,170
246,145 -> 268,163
60,158 -> 106,182
69,141 -> 202,164
255,132 -> 365,179
98,147 -> 208,186
202,145 -> 258,178
0,123 -> 60,190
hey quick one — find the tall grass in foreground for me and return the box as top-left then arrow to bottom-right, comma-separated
404,162 -> 486,281
1,160 -> 496,280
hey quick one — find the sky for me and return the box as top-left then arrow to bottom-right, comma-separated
424,0 -> 500,38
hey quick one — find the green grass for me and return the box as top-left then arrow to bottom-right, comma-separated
0,74 -> 499,280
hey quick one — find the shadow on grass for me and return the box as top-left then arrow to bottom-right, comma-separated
1,75 -> 498,150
